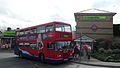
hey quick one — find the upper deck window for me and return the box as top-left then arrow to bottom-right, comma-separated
45,24 -> 54,32
25,29 -> 30,34
56,24 -> 71,32
17,31 -> 24,35
29,28 -> 37,34
16,32 -> 19,35
17,28 -> 37,35
37,24 -> 54,33
37,26 -> 45,33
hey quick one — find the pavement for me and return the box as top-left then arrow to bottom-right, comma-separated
71,57 -> 120,68
0,48 -> 13,53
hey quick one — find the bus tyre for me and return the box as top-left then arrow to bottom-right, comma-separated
19,52 -> 23,58
39,54 -> 45,63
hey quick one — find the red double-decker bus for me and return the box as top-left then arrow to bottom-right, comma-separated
14,21 -> 73,63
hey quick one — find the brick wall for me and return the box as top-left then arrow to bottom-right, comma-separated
74,13 -> 116,39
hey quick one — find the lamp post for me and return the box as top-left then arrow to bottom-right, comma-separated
79,32 -> 83,62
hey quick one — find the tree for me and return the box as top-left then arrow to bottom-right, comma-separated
7,27 -> 11,31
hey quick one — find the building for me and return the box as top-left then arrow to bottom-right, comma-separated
74,9 -> 116,39
0,28 -> 16,48
113,24 -> 120,37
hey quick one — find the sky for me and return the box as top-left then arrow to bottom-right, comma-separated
0,0 -> 119,30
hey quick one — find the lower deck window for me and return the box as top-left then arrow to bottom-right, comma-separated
19,43 -> 36,49
46,41 -> 73,51
47,42 -> 55,50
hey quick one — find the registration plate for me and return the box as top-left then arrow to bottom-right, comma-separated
64,58 -> 68,61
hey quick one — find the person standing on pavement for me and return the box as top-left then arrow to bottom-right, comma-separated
87,44 -> 91,61
73,42 -> 80,60
82,43 -> 87,60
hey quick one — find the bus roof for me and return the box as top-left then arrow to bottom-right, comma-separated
16,21 -> 71,31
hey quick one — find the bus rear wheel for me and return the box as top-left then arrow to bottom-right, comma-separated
39,54 -> 45,63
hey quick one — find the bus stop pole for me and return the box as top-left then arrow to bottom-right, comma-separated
79,32 -> 82,62
92,40 -> 94,53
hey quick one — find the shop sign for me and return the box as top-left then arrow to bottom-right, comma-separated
82,16 -> 107,20
3,31 -> 15,37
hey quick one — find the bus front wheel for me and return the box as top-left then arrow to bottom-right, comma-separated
39,54 -> 45,63
18,52 -> 23,58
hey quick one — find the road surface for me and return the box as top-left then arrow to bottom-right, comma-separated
0,50 -> 108,68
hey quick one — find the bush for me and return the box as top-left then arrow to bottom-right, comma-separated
111,37 -> 120,49
94,39 -> 112,51
110,43 -> 120,49
94,39 -> 105,51
98,48 -> 105,53
112,49 -> 120,54
105,56 -> 112,61
105,54 -> 120,62
105,49 -> 113,54
92,38 -> 120,62
92,51 -> 120,62
99,39 -> 112,50
92,52 -> 108,61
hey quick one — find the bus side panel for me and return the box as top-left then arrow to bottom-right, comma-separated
14,48 -> 40,60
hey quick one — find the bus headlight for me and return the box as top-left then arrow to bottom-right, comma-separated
70,53 -> 73,56
58,55 -> 62,57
